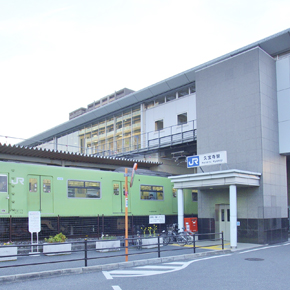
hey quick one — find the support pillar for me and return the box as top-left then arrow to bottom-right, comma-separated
229,185 -> 237,248
177,189 -> 184,231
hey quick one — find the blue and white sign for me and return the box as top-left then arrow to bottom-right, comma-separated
187,151 -> 227,168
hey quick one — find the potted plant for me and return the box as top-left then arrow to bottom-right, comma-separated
43,233 -> 71,256
0,242 -> 17,261
141,226 -> 163,249
96,234 -> 120,252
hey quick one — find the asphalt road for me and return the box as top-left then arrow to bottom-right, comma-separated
1,241 -> 290,290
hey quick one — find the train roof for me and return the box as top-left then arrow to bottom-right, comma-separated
0,143 -> 161,171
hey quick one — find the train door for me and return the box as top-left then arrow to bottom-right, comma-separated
0,174 -> 9,214
216,204 -> 230,241
112,180 -> 131,213
28,175 -> 54,213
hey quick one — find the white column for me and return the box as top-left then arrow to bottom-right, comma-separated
229,185 -> 237,248
177,189 -> 184,231
53,137 -> 57,151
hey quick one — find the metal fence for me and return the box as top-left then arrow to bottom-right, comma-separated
0,232 -> 224,270
0,215 -> 182,242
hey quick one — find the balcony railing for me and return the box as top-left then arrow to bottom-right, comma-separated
88,120 -> 196,157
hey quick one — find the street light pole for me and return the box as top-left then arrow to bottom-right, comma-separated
124,163 -> 137,262
125,168 -> 129,262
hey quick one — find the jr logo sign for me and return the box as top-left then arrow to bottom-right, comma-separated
187,156 -> 200,167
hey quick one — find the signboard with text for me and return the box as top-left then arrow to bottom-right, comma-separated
187,151 -> 227,168
149,215 -> 165,224
28,211 -> 41,233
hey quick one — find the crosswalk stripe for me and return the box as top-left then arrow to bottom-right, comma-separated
136,265 -> 180,269
109,270 -> 167,276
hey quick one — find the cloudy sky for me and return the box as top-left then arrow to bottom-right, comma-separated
1,0 -> 290,145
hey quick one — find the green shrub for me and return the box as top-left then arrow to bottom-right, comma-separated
101,234 -> 116,240
45,233 -> 67,243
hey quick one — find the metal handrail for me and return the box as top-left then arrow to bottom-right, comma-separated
0,232 -> 224,270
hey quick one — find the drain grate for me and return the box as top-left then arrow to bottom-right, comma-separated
245,258 -> 264,261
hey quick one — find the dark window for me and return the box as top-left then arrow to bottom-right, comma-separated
177,113 -> 187,125
68,180 -> 101,198
0,175 -> 8,193
140,185 -> 164,200
155,120 -> 164,131
192,190 -> 198,201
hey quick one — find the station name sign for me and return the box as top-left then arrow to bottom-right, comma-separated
187,151 -> 227,168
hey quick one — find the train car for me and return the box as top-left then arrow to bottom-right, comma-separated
0,160 -> 197,240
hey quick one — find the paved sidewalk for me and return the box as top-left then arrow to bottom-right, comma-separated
0,240 -> 263,284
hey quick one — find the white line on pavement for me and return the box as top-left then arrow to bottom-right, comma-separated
103,271 -> 113,280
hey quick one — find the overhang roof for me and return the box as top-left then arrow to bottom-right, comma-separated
19,28 -> 290,147
169,169 -> 261,189
0,143 -> 161,170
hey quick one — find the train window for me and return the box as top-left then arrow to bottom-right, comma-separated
68,180 -> 101,198
29,178 -> 38,192
43,179 -> 51,193
192,190 -> 198,201
140,185 -> 163,200
0,175 -> 7,193
172,188 -> 177,198
113,183 -> 119,195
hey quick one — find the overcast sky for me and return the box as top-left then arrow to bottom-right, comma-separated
1,0 -> 290,145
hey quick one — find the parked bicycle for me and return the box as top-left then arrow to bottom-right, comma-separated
161,223 -> 188,246
136,230 -> 142,250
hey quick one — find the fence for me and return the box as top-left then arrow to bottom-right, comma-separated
0,215 -> 182,242
0,232 -> 224,270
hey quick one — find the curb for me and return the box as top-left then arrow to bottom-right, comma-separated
0,250 -> 231,283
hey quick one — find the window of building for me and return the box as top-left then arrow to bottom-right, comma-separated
155,120 -> 164,131
140,185 -> 164,200
189,85 -> 196,94
178,87 -> 189,98
177,113 -> 187,125
0,175 -> 8,193
155,96 -> 165,105
166,93 -> 176,102
68,180 -> 101,198
145,101 -> 154,109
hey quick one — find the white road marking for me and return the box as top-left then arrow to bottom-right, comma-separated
136,265 -> 179,269
112,286 -> 122,290
103,254 -> 231,279
238,244 -> 285,254
103,271 -> 113,279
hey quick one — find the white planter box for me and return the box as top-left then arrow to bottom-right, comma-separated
96,240 -> 120,252
142,237 -> 163,249
0,247 -> 17,261
43,243 -> 72,256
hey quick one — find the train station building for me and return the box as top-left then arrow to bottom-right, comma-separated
19,28 -> 290,245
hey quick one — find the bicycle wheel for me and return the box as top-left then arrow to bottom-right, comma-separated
136,238 -> 142,250
162,235 -> 170,246
177,234 -> 187,246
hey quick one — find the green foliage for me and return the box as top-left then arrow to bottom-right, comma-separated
45,232 -> 67,243
3,241 -> 13,246
101,234 -> 116,240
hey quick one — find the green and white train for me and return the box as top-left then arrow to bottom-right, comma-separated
0,160 -> 197,239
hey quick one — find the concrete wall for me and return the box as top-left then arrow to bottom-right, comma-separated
277,55 -> 290,154
195,47 -> 287,221
145,93 -> 196,133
